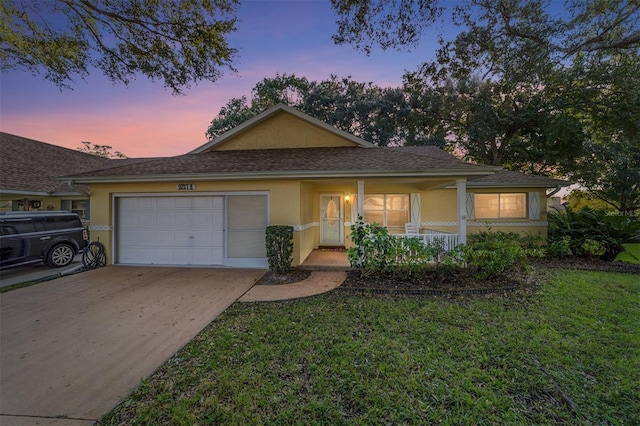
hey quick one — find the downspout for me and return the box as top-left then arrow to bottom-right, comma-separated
67,180 -> 90,197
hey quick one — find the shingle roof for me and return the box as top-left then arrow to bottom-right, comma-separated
392,145 -> 463,160
66,146 -> 497,182
468,170 -> 569,187
0,132 -> 153,194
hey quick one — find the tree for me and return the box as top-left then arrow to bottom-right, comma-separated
77,141 -> 127,158
331,0 -> 640,58
1,0 -> 239,94
566,190 -> 618,213
333,0 -> 638,169
206,74 -> 429,146
561,51 -> 640,214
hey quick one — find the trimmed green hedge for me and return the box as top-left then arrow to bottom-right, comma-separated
265,225 -> 293,275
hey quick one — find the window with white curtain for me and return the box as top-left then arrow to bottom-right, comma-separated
363,194 -> 409,227
475,193 -> 526,219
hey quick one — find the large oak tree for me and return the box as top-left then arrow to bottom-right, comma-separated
1,0 -> 239,93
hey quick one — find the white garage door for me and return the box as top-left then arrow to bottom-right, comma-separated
117,196 -> 224,266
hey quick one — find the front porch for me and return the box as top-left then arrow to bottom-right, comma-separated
300,249 -> 351,270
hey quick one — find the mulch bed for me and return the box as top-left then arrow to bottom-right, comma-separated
253,257 -> 638,295
254,268 -> 312,286
529,256 -> 640,274
340,268 -> 525,294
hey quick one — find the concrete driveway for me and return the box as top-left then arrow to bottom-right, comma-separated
0,266 -> 264,425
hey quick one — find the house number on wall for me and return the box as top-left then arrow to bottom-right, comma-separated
176,183 -> 197,191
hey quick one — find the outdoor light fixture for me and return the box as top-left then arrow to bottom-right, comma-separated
344,194 -> 350,203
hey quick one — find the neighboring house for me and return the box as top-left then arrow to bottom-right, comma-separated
62,104 -> 567,268
0,132 -> 115,224
0,132 -> 150,226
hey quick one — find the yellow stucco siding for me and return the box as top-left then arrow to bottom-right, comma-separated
88,180 -> 304,266
214,112 -> 356,150
421,190 -> 457,223
86,179 -> 550,267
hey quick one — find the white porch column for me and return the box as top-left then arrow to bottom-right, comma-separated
457,179 -> 467,244
357,180 -> 364,221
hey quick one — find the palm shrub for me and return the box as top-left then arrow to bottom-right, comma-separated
265,225 -> 293,275
548,209 -> 640,261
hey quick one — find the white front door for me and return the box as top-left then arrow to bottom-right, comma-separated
320,194 -> 344,246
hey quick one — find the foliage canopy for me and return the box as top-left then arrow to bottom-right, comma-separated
1,0 -> 239,94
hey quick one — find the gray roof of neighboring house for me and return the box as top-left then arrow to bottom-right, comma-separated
0,132 -> 154,195
64,145 -> 500,182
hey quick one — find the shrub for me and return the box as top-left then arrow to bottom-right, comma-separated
582,239 -> 606,257
265,225 -> 293,275
547,236 -> 571,258
548,209 -> 640,261
463,233 -> 527,279
347,217 -> 438,275
469,231 -> 545,258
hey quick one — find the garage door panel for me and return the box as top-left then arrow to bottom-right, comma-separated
174,214 -> 195,227
171,248 -> 190,264
118,196 -> 224,266
173,197 -> 191,208
118,195 -> 266,267
136,198 -> 157,209
194,210 -> 222,228
156,211 -> 175,227
192,248 -> 223,264
191,231 -> 214,246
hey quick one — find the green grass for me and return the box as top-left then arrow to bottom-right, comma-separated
100,270 -> 640,425
616,243 -> 640,264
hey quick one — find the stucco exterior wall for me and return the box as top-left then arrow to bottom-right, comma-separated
86,179 -> 551,268
88,180 -> 304,266
214,111 -> 355,151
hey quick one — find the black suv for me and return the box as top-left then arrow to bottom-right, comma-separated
0,211 -> 88,269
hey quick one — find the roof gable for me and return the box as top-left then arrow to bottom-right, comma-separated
191,104 -> 374,153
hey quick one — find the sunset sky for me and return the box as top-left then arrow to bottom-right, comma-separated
1,1 -> 447,158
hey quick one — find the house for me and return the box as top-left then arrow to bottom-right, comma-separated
0,132 -> 117,222
62,104 -> 567,268
0,132 -> 151,225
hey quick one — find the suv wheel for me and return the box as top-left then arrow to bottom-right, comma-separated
46,244 -> 75,268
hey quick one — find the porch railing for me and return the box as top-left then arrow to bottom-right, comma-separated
397,230 -> 460,252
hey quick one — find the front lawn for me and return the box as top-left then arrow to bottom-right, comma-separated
617,243 -> 640,264
100,270 -> 639,425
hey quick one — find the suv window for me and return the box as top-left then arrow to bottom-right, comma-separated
46,216 -> 81,230
2,219 -> 37,234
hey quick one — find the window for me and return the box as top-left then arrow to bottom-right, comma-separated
62,200 -> 88,220
363,194 -> 409,227
475,193 -> 526,219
